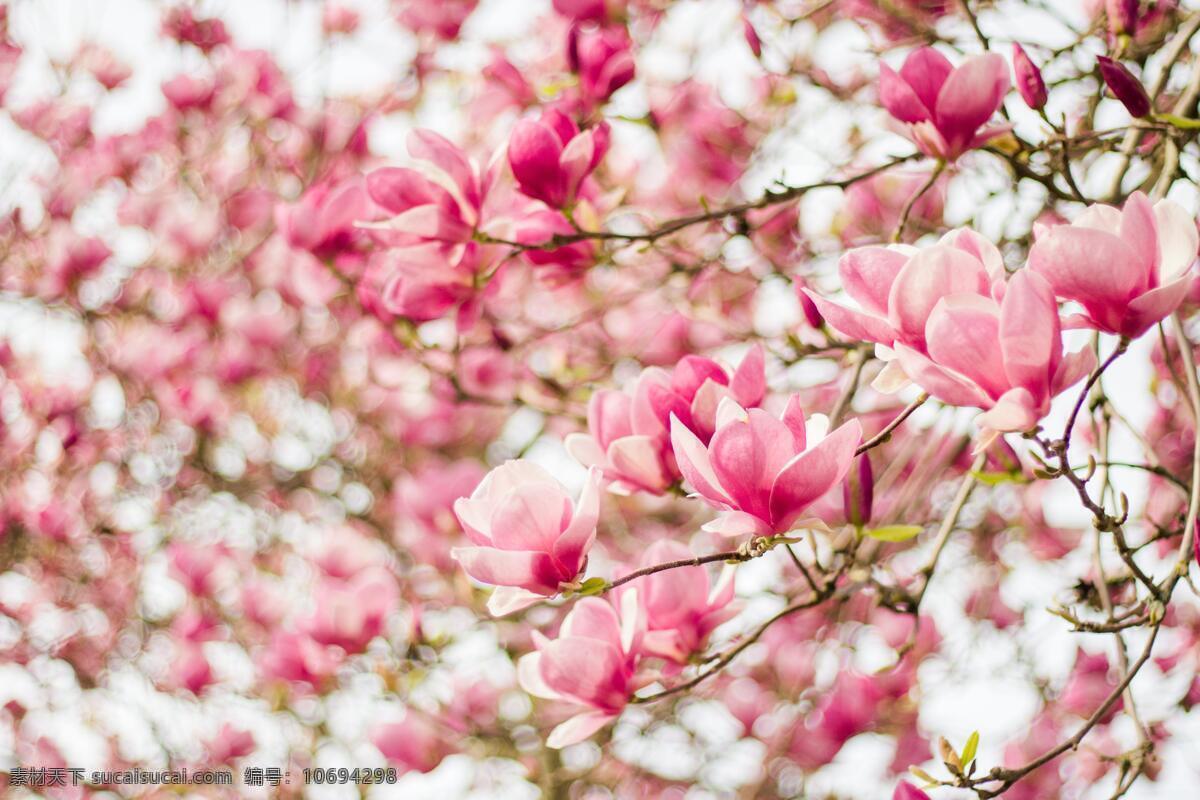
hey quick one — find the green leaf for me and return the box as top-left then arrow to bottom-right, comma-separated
960,731 -> 980,767
970,470 -> 1024,486
865,525 -> 924,542
577,577 -> 608,596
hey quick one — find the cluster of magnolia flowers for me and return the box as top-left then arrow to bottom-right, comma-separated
446,188 -> 1198,748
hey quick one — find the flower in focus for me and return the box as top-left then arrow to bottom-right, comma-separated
894,270 -> 1096,440
566,346 -> 766,494
1028,191 -> 1198,338
879,47 -> 1011,161
803,229 -> 1004,391
670,396 -> 862,537
453,461 -> 602,616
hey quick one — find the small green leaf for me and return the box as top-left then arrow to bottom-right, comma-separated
865,524 -> 924,542
970,470 -> 1024,486
907,766 -> 938,788
577,577 -> 608,596
960,730 -> 980,767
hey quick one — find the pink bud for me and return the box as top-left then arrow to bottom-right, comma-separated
842,453 -> 874,527
742,15 -> 762,58
1097,56 -> 1151,118
794,278 -> 825,329
1012,44 -> 1047,110
1106,0 -> 1138,35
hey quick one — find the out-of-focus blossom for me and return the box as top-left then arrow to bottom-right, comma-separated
1097,56 -> 1152,118
453,461 -> 602,615
1012,43 -> 1047,110
894,781 -> 931,800
671,397 -> 862,537
1029,191 -> 1197,338
837,169 -> 946,244
508,109 -> 609,208
619,540 -> 736,664
372,713 -> 452,773
567,23 -> 635,106
518,595 -> 643,747
322,3 -> 360,34
879,47 -> 1011,161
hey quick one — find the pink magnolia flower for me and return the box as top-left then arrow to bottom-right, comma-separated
879,47 -> 1010,161
837,169 -> 946,244
670,397 -> 863,537
619,540 -> 736,664
567,23 -> 636,106
452,461 -> 602,616
803,229 -> 1004,391
372,714 -> 452,773
566,346 -> 766,494
508,109 -> 609,208
299,569 -> 399,654
894,270 -> 1096,438
366,129 -> 498,260
278,176 -> 374,259
517,594 -> 643,747
1028,192 -> 1198,338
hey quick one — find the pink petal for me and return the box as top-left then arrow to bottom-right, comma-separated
1123,274 -> 1194,337
730,344 -> 766,407
894,343 -> 993,408
934,53 -> 1010,155
1118,191 -> 1159,291
553,467 -> 601,570
839,247 -> 909,316
409,129 -> 479,208
887,245 -> 991,344
366,167 -> 441,213
587,389 -> 633,449
607,435 -> 670,493
451,547 -> 559,593
670,416 -> 732,506
999,270 -> 1060,400
768,419 -> 862,530
925,295 -> 1008,399
539,637 -> 628,710
546,711 -> 618,748
1153,199 -> 1200,281
804,291 -> 897,344
701,510 -> 770,538
880,64 -> 931,124
488,586 -> 546,617
976,388 -> 1040,433
509,118 -> 568,207
1028,227 -> 1143,331
899,47 -> 954,117
489,484 -> 573,552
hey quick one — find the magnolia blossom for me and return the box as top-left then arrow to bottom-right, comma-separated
879,47 -> 1010,161
618,540 -> 736,664
894,270 -> 1096,438
566,346 -> 765,494
567,23 -> 635,106
670,397 -> 863,537
453,461 -> 602,616
1029,192 -> 1198,338
508,109 -> 609,208
803,229 -> 1004,391
518,594 -> 643,747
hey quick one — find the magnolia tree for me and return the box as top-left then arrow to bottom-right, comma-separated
3,0 -> 1200,798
